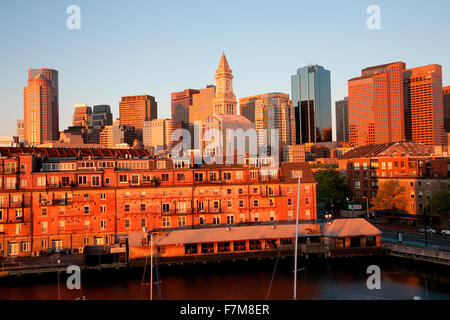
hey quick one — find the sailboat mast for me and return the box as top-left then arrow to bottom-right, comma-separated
294,176 -> 301,300
150,231 -> 153,301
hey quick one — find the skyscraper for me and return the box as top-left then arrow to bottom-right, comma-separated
442,86 -> 450,134
119,95 -> 157,140
291,65 -> 332,144
348,62 -> 406,147
171,89 -> 200,125
335,97 -> 349,142
188,85 -> 216,123
16,119 -> 24,143
403,64 -> 444,146
92,105 -> 113,128
240,93 -> 296,148
143,119 -> 182,150
72,104 -> 92,128
23,68 -> 59,145
239,95 -> 258,123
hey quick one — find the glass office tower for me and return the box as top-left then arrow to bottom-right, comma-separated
291,65 -> 332,144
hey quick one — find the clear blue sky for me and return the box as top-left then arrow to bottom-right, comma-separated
1,0 -> 449,138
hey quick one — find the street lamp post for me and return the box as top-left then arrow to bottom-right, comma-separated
362,196 -> 369,220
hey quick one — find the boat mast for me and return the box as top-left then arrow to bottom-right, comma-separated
150,231 -> 153,301
294,176 -> 301,300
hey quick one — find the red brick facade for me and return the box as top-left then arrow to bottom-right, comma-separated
0,150 -> 316,257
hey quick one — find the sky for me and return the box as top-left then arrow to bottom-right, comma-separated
1,0 -> 449,139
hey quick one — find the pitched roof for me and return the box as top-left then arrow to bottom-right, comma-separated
154,224 -> 322,246
217,53 -> 231,73
339,141 -> 434,159
280,162 -> 316,183
209,113 -> 253,124
322,218 -> 381,237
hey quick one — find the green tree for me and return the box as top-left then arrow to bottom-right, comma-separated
313,169 -> 350,211
427,190 -> 450,228
371,180 -> 408,212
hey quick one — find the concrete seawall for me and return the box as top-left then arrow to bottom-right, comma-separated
383,243 -> 450,266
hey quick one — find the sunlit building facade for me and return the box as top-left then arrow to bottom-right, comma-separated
348,62 -> 406,147
291,65 -> 332,144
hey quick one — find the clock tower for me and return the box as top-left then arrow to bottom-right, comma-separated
213,53 -> 237,115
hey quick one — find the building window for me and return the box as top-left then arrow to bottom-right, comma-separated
157,161 -> 166,169
41,222 -> 48,233
227,200 -> 233,208
239,199 -> 244,208
100,193 -> 106,200
269,212 -> 275,221
140,204 -> 146,212
41,207 -> 48,216
288,210 -> 293,221
125,219 -> 130,229
36,176 -> 46,187
78,176 -> 87,185
178,202 -> 186,213
253,200 -> 259,207
235,171 -> 243,180
100,220 -> 106,230
250,171 -> 258,180
226,215 -> 234,224
124,204 -> 130,212
84,206 -> 90,214
119,175 -> 128,183
223,172 -> 232,181
198,201 -> 204,212
105,178 -> 111,185
178,216 -> 186,226
21,242 -> 30,252
199,216 -> 205,225
227,189 -> 232,195
194,172 -> 204,182
212,216 -> 220,225
253,213 -> 259,222
161,174 -> 169,182
209,172 -> 218,182
130,175 -> 139,185
253,187 -> 259,194
238,188 -> 243,194
269,198 -> 274,206
59,221 -> 65,232
177,173 -> 185,182
92,176 -> 100,186
84,220 -> 90,230
288,198 -> 292,206
162,203 -> 170,213
141,218 -> 146,228
15,223 -> 21,234
162,217 -> 170,227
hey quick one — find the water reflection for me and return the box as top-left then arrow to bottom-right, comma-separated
0,257 -> 449,300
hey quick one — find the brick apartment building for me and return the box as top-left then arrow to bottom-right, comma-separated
339,141 -> 449,218
0,147 -> 316,257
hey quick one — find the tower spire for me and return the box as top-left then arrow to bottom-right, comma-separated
217,52 -> 231,73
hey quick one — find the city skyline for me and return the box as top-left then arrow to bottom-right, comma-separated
1,1 -> 450,139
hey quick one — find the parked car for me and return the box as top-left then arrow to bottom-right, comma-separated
418,227 -> 436,234
441,230 -> 450,236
